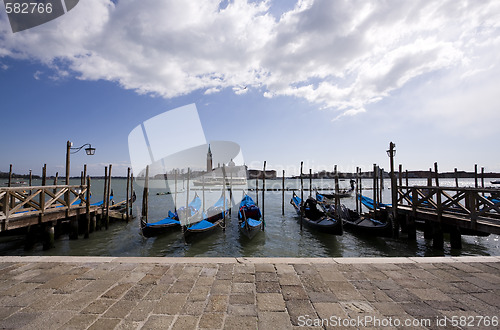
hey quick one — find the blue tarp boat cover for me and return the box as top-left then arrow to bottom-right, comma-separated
188,219 -> 215,230
146,217 -> 180,227
358,194 -> 390,209
241,218 -> 261,228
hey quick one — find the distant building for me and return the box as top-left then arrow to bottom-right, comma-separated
207,144 -> 213,172
248,169 -> 277,179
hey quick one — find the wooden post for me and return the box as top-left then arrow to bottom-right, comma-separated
373,164 -> 377,216
186,168 -> 190,230
42,222 -> 55,250
221,166 -> 226,232
334,165 -> 343,234
388,142 -> 398,238
282,170 -> 285,215
202,174 -> 205,212
379,167 -> 383,202
407,187 -> 417,241
360,168 -> 364,210
83,164 -> 87,185
433,162 -> 443,250
8,164 -> 12,187
100,166 -> 108,231
262,161 -> 266,230
80,171 -> 84,186
126,167 -> 130,223
29,169 -> 32,186
174,169 -> 178,211
255,178 -> 259,206
142,165 -> 149,224
130,172 -> 134,217
309,168 -> 312,197
65,141 -> 71,212
355,167 -> 359,214
454,168 -> 459,187
229,170 -> 233,215
300,161 -> 304,230
405,170 -> 409,188
106,164 -> 112,229
481,167 -> 485,195
53,172 -> 58,194
474,164 -> 478,188
85,176 -> 91,238
450,226 -> 462,249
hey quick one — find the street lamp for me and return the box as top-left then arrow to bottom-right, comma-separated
66,141 -> 95,185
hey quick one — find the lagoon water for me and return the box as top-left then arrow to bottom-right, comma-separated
1,177 -> 499,257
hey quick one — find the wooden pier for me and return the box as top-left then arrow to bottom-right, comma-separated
364,143 -> 500,249
0,181 -> 134,249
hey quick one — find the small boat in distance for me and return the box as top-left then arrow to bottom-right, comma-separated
238,194 -> 262,239
290,192 -> 343,235
491,180 -> 500,184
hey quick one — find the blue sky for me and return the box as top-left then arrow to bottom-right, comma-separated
1,0 -> 500,177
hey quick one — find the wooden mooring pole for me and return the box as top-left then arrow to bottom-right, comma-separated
433,162 -> 444,250
300,161 -> 304,230
388,142 -> 398,238
85,176 -> 91,239
126,167 -> 130,223
282,170 -> 285,215
355,167 -> 359,214
142,165 -> 149,224
474,164 -> 478,188
106,164 -> 112,230
262,161 -> 266,231
454,168 -> 459,187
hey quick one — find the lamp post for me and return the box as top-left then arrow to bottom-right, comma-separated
65,141 -> 95,209
65,141 -> 95,184
387,142 -> 398,237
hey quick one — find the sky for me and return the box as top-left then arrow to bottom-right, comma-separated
1,0 -> 500,177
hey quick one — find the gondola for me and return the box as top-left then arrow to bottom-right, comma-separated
317,193 -> 392,237
290,192 -> 343,235
141,193 -> 201,237
319,179 -> 356,199
238,194 -> 262,239
357,194 -> 390,210
184,193 -> 229,240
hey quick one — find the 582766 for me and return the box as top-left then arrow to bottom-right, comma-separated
5,2 -> 53,14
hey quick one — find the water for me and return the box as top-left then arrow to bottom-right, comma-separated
0,177 -> 499,257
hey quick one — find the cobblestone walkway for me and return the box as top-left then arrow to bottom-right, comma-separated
0,256 -> 499,329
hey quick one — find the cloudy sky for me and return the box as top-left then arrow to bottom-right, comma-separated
1,0 -> 500,176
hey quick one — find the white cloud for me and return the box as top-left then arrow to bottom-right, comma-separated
1,0 -> 499,123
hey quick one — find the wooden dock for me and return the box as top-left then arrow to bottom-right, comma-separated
0,183 -> 133,249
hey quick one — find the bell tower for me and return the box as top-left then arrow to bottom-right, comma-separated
207,144 -> 213,172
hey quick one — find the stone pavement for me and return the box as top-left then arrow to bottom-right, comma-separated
0,256 -> 499,329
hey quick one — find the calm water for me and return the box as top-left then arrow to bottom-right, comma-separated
1,177 -> 499,257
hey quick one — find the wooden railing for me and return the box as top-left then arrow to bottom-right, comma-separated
396,185 -> 500,226
0,185 -> 89,226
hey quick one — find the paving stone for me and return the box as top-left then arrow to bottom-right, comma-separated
275,264 -> 295,274
102,299 -> 138,318
281,285 -> 308,300
258,311 -> 293,329
197,276 -> 215,286
0,311 -> 42,329
233,273 -> 255,283
172,315 -> 199,330
62,314 -> 99,330
229,293 -> 255,305
407,288 -> 453,301
256,280 -> 281,293
255,263 -> 275,272
142,315 -> 175,329
232,282 -> 254,294
472,292 -> 500,308
300,274 -> 330,292
312,302 -> 346,319
81,298 -> 115,314
211,280 -> 232,294
154,293 -> 188,314
122,283 -> 154,300
88,318 -> 121,330
257,293 -> 286,311
224,315 -> 258,329
169,279 -> 196,293
126,300 -> 155,322
278,273 -> 302,286
102,282 -> 133,299
182,300 -> 207,316
371,302 -> 407,316
205,295 -> 229,313
199,313 -> 224,329
256,271 -> 278,282
357,289 -> 393,303
188,285 -> 211,302
286,299 -> 317,326
307,291 -> 337,303
227,304 -> 257,316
